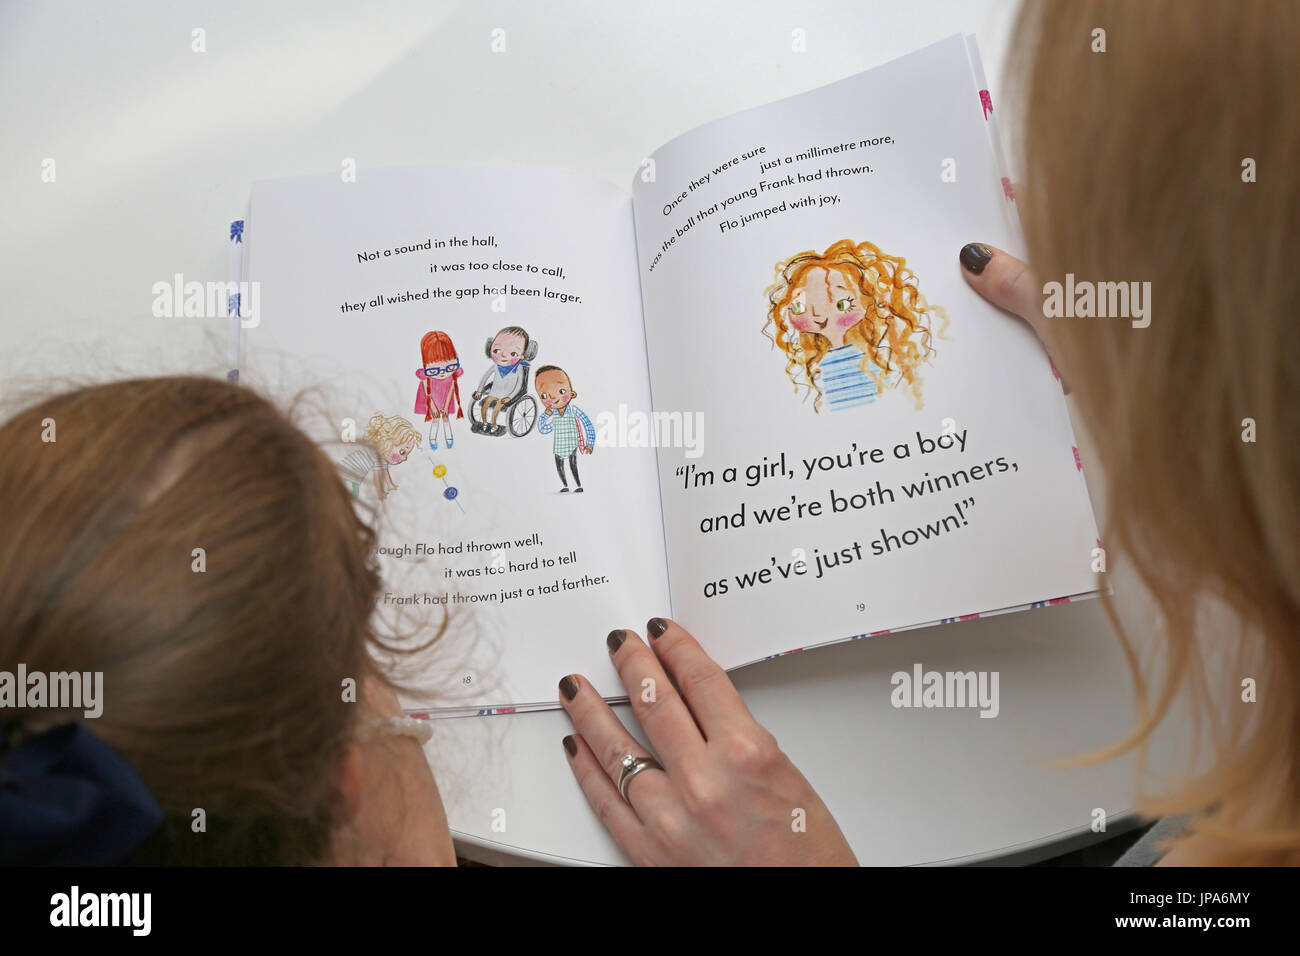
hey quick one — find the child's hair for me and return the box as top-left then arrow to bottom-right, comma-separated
420,330 -> 459,366
495,326 -> 529,349
0,376 -> 390,864
763,239 -> 940,412
363,412 -> 419,457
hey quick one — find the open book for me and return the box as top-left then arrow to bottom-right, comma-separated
232,35 -> 1100,717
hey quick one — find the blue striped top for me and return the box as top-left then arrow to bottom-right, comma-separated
819,345 -> 884,411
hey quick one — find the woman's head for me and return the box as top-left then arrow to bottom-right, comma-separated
0,376 -> 409,863
1011,0 -> 1300,861
764,239 -> 939,411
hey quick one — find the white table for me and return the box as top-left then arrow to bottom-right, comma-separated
0,0 -> 1191,865
435,578 -> 1173,866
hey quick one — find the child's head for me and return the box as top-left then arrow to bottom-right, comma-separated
0,377 -> 446,864
420,330 -> 460,379
364,413 -> 419,464
534,365 -> 575,411
783,265 -> 867,349
764,239 -> 938,412
488,326 -> 530,366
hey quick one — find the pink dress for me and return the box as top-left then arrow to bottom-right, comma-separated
415,368 -> 463,419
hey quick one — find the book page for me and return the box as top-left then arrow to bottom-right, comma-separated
632,36 -> 1100,669
243,165 -> 668,712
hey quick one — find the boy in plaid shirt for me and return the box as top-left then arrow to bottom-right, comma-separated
535,365 -> 595,493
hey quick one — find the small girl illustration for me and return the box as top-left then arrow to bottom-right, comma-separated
337,413 -> 419,500
763,239 -> 943,413
415,330 -> 464,450
535,365 -> 594,493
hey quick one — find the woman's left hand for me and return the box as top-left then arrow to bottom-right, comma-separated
559,618 -> 857,866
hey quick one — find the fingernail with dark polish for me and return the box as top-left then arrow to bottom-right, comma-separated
607,629 -> 627,653
563,734 -> 578,757
960,243 -> 993,275
647,617 -> 669,639
559,675 -> 579,701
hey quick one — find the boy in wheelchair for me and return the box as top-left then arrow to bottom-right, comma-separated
470,326 -> 538,437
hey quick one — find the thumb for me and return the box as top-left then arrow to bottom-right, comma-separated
958,243 -> 1045,339
959,242 -> 1068,392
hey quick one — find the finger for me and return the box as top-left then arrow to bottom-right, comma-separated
958,243 -> 1044,338
558,673 -> 673,814
561,732 -> 650,859
606,628 -> 706,770
643,617 -> 753,739
958,243 -> 1069,392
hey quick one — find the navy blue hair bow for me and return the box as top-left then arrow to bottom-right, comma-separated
0,723 -> 163,865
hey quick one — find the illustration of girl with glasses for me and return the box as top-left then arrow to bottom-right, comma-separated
415,330 -> 464,450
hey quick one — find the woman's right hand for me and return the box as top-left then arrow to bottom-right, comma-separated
559,618 -> 857,866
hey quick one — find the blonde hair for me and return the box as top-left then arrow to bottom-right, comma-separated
1010,0 -> 1300,862
763,239 -> 942,412
363,413 -> 419,457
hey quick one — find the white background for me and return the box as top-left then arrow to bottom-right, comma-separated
0,0 -> 1194,864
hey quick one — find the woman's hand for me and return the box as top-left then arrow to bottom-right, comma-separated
958,242 -> 1066,390
559,618 -> 857,866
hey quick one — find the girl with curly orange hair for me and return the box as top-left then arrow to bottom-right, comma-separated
763,239 -> 942,412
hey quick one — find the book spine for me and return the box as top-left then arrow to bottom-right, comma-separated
226,219 -> 244,383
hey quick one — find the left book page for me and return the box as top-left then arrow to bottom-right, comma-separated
242,165 -> 669,715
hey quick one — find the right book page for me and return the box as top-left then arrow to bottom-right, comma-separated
632,35 -> 1100,670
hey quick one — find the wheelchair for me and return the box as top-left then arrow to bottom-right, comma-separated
470,366 -> 539,438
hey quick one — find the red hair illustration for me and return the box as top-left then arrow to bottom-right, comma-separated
418,330 -> 463,421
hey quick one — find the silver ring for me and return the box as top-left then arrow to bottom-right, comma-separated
616,753 -> 663,802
